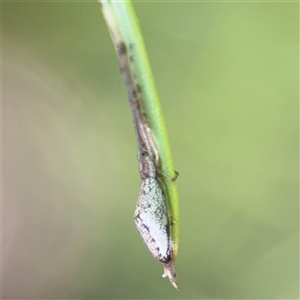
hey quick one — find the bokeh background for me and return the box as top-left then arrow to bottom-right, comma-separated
2,1 -> 299,299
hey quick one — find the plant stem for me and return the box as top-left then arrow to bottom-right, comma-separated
99,0 -> 179,288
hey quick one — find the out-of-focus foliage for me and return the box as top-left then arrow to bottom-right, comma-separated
2,2 -> 298,299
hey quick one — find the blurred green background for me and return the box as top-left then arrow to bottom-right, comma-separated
2,1 -> 299,299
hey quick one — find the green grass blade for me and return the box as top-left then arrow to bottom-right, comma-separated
99,0 -> 179,284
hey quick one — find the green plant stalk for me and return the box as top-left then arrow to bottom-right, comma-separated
99,0 -> 179,269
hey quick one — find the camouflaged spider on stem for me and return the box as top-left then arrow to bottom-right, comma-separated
99,2 -> 179,289
134,152 -> 178,289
